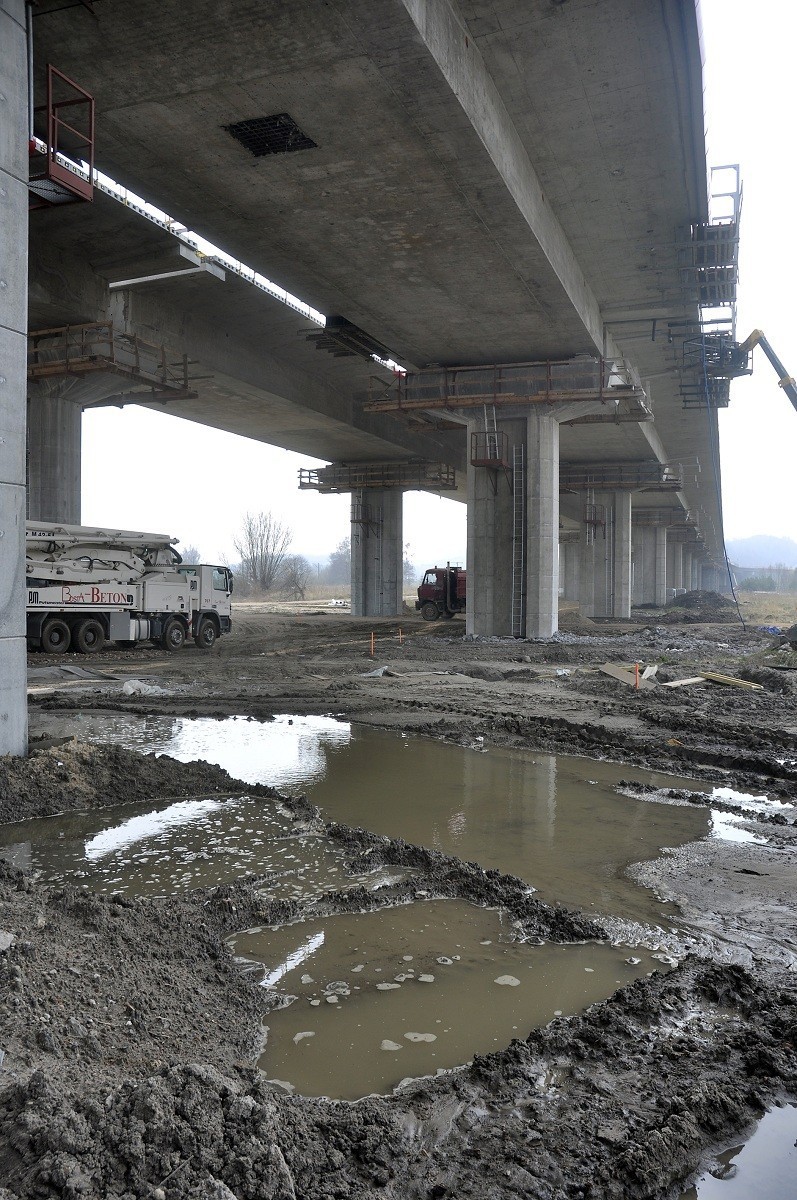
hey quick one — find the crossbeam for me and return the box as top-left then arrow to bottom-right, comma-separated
299,460 -> 457,494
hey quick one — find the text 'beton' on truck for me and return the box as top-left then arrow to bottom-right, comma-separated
416,564 -> 466,621
25,522 -> 233,654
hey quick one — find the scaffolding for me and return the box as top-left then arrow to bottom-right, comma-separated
366,357 -> 645,414
559,462 -> 683,493
675,165 -> 744,409
27,323 -> 200,405
298,460 -> 457,494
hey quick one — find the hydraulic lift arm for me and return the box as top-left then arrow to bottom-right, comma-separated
736,329 -> 797,411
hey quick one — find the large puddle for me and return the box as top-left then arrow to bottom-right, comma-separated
232,898 -> 664,1100
0,793 -> 387,901
681,1102 -> 797,1199
24,712 -> 712,924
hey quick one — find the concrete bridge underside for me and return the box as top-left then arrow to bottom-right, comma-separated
1,0 -> 724,753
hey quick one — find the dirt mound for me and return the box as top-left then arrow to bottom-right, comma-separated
660,590 -> 738,624
0,743 -> 273,824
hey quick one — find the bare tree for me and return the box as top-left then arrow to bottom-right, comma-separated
279,554 -> 311,600
233,511 -> 292,593
180,544 -> 201,564
322,536 -> 351,585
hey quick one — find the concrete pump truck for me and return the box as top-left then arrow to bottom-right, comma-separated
25,522 -> 233,654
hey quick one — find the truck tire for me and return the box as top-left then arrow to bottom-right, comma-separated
194,618 -> 217,650
41,618 -> 71,654
161,618 -> 186,652
421,601 -> 440,621
74,618 -> 106,655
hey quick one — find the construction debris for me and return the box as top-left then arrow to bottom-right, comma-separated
699,670 -> 764,690
599,663 -> 655,689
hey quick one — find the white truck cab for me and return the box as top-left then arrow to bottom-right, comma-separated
25,521 -> 233,654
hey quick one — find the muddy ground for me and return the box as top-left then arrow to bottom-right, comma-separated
1,598 -> 796,1198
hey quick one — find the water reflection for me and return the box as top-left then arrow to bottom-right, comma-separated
681,1103 -> 797,1199
23,712 -> 711,921
233,900 -> 665,1100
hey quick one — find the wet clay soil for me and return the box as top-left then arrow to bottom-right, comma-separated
0,606 -> 795,1198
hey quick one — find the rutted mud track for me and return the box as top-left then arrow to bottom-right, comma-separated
2,606 -> 796,1198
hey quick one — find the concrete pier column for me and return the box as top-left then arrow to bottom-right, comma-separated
682,548 -> 693,593
0,0 -> 29,755
561,539 -> 580,601
655,527 -> 668,606
667,542 -> 683,593
525,410 -> 559,639
27,381 -> 82,523
691,556 -> 701,591
578,505 -> 611,619
465,415 -> 524,637
350,488 -> 403,616
612,491 -> 632,618
632,525 -> 658,606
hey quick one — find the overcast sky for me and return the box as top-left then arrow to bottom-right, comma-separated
82,0 -> 795,566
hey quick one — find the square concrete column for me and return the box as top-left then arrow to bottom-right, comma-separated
691,556 -> 701,591
632,524 -> 657,606
578,499 -> 611,619
682,549 -> 693,593
27,382 -> 82,523
560,540 -> 580,601
667,542 -> 683,593
612,492 -> 632,618
465,415 -> 524,637
655,527 -> 668,606
0,0 -> 29,755
525,410 -> 559,639
350,489 -> 403,616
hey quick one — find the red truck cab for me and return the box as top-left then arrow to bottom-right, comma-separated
416,565 -> 466,621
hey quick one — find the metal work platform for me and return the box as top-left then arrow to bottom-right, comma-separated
632,507 -> 698,531
365,358 -> 646,415
559,462 -> 683,493
29,65 -> 94,210
298,460 -> 457,494
27,323 -> 200,406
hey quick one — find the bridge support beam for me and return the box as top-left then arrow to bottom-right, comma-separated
578,493 -> 636,619
612,492 -> 633,619
350,489 -> 403,617
560,540 -> 580,602
466,410 -> 565,639
0,0 -> 29,756
656,527 -> 669,606
632,524 -> 657,606
667,542 -> 683,594
27,382 -> 82,524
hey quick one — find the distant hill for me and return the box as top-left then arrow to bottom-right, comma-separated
726,535 -> 797,568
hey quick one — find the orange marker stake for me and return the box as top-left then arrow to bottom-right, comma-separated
370,631 -> 375,658
398,627 -> 403,645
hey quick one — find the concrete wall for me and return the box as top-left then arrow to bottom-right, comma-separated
0,0 -> 29,756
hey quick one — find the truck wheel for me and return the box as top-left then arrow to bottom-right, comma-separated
421,601 -> 440,621
194,619 -> 217,650
74,618 -> 106,655
161,618 -> 186,652
41,618 -> 71,654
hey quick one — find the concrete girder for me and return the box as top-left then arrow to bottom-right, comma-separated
400,0 -> 619,361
